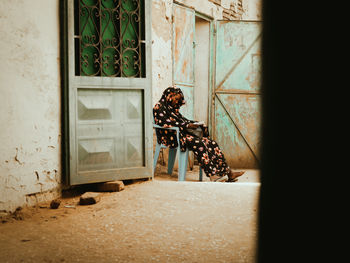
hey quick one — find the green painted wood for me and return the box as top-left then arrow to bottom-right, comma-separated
215,21 -> 261,93
214,21 -> 262,169
175,84 -> 194,120
214,97 -> 259,168
66,0 -> 152,185
172,4 -> 195,120
208,20 -> 215,136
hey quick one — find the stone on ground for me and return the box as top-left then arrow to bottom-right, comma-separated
79,192 -> 101,205
50,199 -> 61,209
94,181 -> 125,192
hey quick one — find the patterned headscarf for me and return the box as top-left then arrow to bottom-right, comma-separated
159,86 -> 186,111
153,86 -> 191,151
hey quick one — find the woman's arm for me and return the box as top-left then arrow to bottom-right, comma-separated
153,104 -> 188,131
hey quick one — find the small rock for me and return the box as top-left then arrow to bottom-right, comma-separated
79,192 -> 101,205
95,181 -> 125,192
50,199 -> 61,209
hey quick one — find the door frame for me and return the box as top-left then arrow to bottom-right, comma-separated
171,2 -> 214,127
171,4 -> 214,168
194,11 -> 215,136
171,3 -> 195,120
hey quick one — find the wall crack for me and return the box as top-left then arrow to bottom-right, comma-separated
14,147 -> 24,165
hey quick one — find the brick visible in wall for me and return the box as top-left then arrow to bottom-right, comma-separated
223,0 -> 244,20
235,2 -> 243,13
223,9 -> 235,20
25,188 -> 61,208
209,0 -> 221,6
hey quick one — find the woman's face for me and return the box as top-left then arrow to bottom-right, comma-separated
171,93 -> 182,107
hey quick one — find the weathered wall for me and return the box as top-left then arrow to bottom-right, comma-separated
151,0 -> 262,106
151,0 -> 174,106
151,0 -> 262,167
0,0 -> 61,213
0,0 -> 261,212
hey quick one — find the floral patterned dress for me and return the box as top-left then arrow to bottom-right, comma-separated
153,87 -> 230,178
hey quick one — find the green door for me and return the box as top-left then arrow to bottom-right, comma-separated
213,21 -> 262,168
65,0 -> 152,185
172,3 -> 195,119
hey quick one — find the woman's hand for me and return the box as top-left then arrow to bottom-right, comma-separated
187,123 -> 199,129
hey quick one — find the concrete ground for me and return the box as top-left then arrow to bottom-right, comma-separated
0,166 -> 260,263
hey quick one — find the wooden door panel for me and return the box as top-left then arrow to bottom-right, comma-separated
173,4 -> 195,119
213,21 -> 262,168
215,98 -> 259,168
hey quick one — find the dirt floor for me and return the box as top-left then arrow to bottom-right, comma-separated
0,166 -> 260,263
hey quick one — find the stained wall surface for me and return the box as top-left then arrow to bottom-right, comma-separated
151,0 -> 262,105
0,0 -> 61,212
0,0 -> 261,213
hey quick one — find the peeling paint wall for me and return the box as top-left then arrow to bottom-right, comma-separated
0,0 -> 61,212
151,0 -> 262,105
151,0 -> 174,106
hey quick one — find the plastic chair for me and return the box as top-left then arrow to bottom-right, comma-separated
153,123 -> 203,181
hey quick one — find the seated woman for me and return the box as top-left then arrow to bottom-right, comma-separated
153,86 -> 245,182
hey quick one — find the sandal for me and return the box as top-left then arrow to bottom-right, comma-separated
228,170 -> 245,182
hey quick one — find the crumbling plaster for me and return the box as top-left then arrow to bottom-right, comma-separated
0,0 -> 62,213
151,0 -> 174,105
151,0 -> 261,104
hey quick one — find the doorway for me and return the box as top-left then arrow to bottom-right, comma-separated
172,5 -> 213,169
194,16 -> 210,125
191,15 -> 211,167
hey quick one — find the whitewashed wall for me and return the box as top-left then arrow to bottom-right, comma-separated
0,0 -> 61,213
151,0 -> 174,105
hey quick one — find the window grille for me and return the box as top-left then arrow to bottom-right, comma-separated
74,0 -> 145,77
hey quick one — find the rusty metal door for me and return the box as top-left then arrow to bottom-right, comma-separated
172,4 -> 195,119
212,21 -> 262,168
